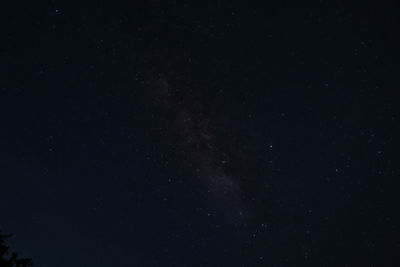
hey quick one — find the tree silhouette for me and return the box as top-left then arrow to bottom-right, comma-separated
0,231 -> 32,267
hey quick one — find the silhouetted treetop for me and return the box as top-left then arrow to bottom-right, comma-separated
0,231 -> 33,267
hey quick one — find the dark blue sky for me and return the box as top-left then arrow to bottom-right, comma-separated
1,1 -> 399,266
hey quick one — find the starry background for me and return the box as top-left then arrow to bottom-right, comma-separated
1,1 -> 399,266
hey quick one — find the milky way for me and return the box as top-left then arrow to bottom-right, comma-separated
149,70 -> 244,205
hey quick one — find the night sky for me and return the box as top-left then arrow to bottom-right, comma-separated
1,1 -> 399,266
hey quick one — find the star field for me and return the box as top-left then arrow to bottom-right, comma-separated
1,1 -> 399,266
